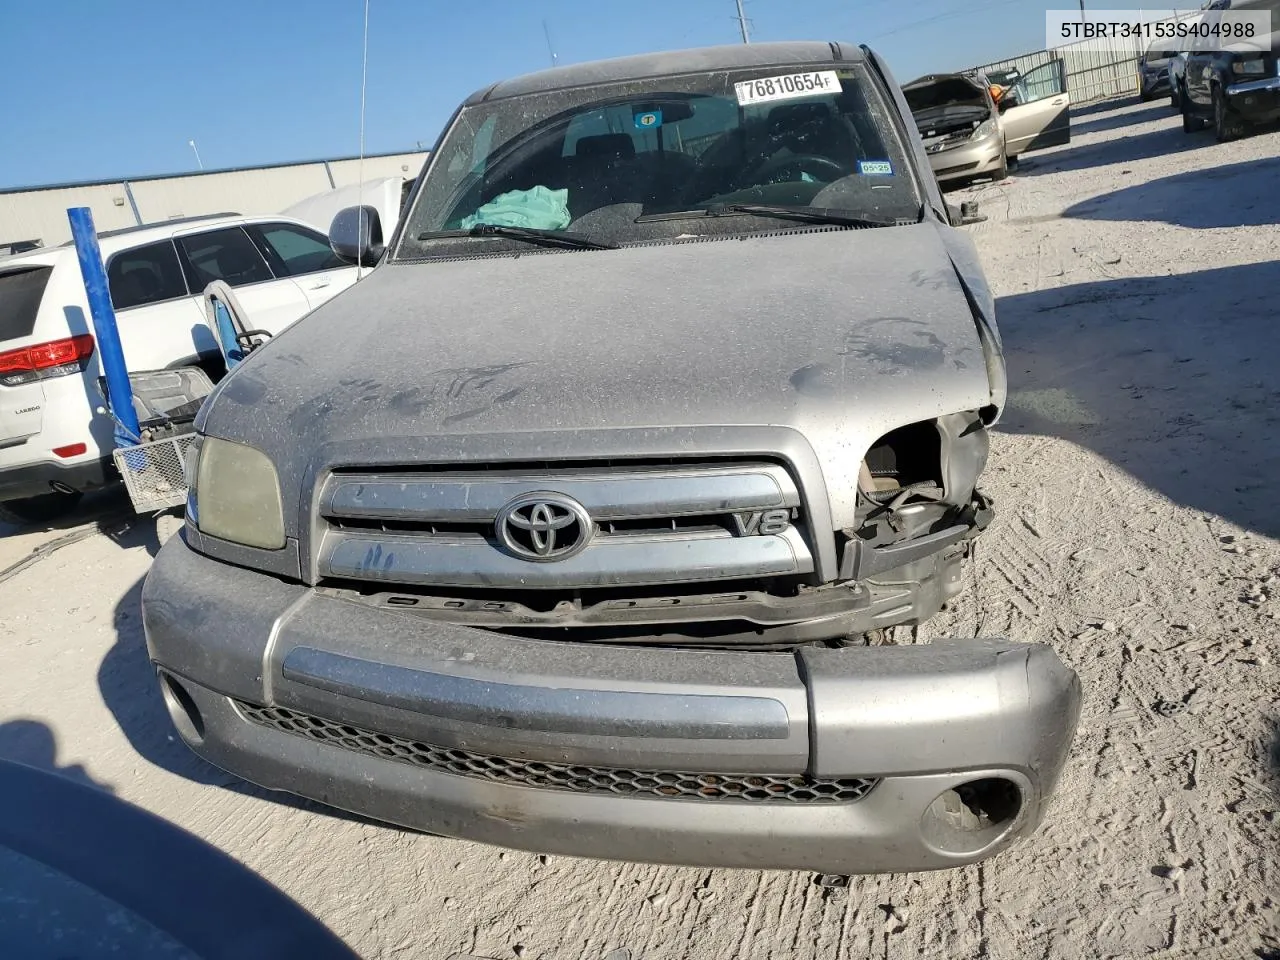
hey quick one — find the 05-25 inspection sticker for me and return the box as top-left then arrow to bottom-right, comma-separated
735,70 -> 842,106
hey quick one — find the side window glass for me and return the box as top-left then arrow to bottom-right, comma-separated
1013,61 -> 1065,105
444,114 -> 497,175
107,241 -> 189,310
253,223 -> 346,276
176,228 -> 273,291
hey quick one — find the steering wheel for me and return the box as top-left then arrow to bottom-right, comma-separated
750,153 -> 846,186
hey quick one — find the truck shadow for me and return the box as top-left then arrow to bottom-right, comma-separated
99,573 -> 408,829
1061,156 -> 1280,228
993,258 -> 1280,540
0,487 -> 133,539
1069,100 -> 1174,136
1014,120 -> 1205,176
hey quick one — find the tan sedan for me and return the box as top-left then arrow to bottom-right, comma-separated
905,62 -> 1072,186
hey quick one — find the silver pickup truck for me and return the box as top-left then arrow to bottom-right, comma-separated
142,41 -> 1081,875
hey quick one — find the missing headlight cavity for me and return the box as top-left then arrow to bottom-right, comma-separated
862,421 -> 942,494
859,412 -> 989,507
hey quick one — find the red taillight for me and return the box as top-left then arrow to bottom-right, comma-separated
0,334 -> 95,386
53,442 -> 88,458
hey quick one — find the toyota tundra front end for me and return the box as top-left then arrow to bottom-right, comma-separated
142,40 -> 1080,875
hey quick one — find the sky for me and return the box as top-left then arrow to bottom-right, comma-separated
1,0 -> 1161,189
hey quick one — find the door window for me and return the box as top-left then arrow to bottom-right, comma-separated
106,241 -> 190,310
1012,60 -> 1067,105
250,223 -> 347,277
176,228 -> 274,291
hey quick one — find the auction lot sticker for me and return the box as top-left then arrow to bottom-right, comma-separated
735,71 -> 842,106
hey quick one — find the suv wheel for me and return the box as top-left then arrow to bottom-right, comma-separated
0,490 -> 84,528
1213,85 -> 1244,142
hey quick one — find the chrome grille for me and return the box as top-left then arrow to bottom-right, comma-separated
316,462 -> 814,589
237,702 -> 878,804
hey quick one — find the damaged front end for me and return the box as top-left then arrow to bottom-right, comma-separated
904,73 -> 1005,182
313,409 -> 997,653
836,410 -> 994,631
905,74 -> 997,142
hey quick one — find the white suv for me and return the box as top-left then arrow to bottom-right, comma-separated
0,213 -> 360,525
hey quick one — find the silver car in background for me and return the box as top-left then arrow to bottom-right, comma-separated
905,60 -> 1073,188
1139,41 -> 1178,101
904,72 -> 1008,184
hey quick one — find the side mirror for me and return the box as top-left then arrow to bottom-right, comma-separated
998,91 -> 1019,111
329,205 -> 385,265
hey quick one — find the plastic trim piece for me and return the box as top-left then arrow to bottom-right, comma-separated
280,645 -> 792,740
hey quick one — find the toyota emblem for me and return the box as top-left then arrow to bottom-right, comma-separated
495,493 -> 594,562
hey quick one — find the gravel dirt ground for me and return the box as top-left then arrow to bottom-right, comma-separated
2,97 -> 1278,960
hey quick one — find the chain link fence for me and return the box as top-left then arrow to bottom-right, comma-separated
969,11 -> 1205,106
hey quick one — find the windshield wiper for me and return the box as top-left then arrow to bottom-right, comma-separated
416,224 -> 618,250
638,204 -> 897,228
707,204 -> 899,227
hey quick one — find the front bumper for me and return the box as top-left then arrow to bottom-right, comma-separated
143,534 -> 1082,875
1142,72 -> 1172,95
927,136 -> 1005,183
1225,77 -> 1280,122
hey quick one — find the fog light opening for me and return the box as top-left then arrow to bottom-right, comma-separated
920,777 -> 1024,856
956,777 -> 1020,828
159,671 -> 205,745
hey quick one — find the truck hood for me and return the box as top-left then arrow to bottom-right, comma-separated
202,223 -> 997,527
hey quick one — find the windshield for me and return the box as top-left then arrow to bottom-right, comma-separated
396,63 -> 922,260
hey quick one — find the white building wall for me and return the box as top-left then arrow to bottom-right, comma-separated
0,152 -> 429,250
127,164 -> 335,224
327,154 -> 428,187
0,183 -> 139,250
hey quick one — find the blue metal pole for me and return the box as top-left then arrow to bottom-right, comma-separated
67,207 -> 140,447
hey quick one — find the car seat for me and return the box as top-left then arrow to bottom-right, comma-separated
114,264 -> 164,308
763,102 -> 860,169
564,133 -> 647,219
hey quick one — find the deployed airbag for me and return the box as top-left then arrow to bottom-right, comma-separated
461,186 -> 572,230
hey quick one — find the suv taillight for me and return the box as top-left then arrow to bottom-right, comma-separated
0,334 -> 96,386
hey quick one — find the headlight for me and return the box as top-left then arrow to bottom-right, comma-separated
1232,59 -> 1265,75
971,118 -> 998,141
193,436 -> 285,549
182,436 -> 203,526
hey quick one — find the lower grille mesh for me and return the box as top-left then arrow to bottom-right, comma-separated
236,702 -> 878,805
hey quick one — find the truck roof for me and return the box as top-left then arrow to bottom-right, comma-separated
468,41 -> 867,104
